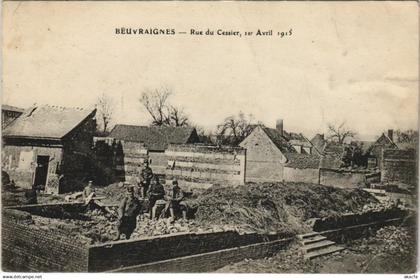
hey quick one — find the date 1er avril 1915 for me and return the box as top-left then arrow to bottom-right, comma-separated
190,28 -> 293,38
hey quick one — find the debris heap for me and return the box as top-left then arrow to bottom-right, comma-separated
194,182 -> 379,234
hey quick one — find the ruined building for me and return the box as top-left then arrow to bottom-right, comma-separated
2,105 -> 97,194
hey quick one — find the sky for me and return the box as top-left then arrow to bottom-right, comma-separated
2,1 -> 418,141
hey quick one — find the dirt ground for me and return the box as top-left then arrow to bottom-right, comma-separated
216,225 -> 417,273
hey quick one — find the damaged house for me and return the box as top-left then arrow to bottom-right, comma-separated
239,119 -> 320,182
363,129 -> 399,169
2,105 -> 97,194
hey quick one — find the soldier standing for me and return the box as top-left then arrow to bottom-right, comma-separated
139,161 -> 153,198
114,184 -> 141,240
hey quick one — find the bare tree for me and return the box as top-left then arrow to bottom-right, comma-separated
140,88 -> 171,126
168,105 -> 189,127
327,121 -> 356,144
216,112 -> 255,146
96,93 -> 114,133
395,129 -> 418,144
139,87 -> 189,127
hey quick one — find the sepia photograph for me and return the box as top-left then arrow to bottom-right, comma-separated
1,1 -> 418,274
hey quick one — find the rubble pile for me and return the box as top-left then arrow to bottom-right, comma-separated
15,181 -> 383,244
94,182 -> 127,204
194,182 -> 379,234
28,207 -> 207,244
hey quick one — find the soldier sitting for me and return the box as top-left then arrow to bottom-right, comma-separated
147,176 -> 165,220
165,180 -> 187,221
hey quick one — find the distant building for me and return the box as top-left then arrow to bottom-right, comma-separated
2,105 -> 24,129
364,129 -> 399,169
2,105 -> 97,194
310,134 -> 327,155
239,119 -> 320,182
109,124 -> 200,177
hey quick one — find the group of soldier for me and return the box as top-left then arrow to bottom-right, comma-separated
82,161 -> 188,241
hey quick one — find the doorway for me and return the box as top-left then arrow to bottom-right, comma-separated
33,155 -> 49,189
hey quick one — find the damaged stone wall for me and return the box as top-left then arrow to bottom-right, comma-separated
92,138 -> 149,184
2,208 -> 89,272
165,144 -> 246,189
119,141 -> 149,183
381,149 -> 417,185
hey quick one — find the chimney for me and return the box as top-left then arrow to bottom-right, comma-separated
388,129 -> 394,142
276,119 -> 283,136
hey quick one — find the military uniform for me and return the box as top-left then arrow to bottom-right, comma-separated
117,192 -> 141,239
147,179 -> 165,218
140,165 -> 153,198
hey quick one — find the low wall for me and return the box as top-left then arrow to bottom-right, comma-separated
311,207 -> 409,232
319,168 -> 372,188
283,167 -> 319,184
320,215 -> 416,244
165,144 -> 246,189
381,149 -> 417,185
6,202 -> 87,219
88,230 -> 289,272
2,209 -> 89,272
3,203 -> 291,272
112,238 -> 293,273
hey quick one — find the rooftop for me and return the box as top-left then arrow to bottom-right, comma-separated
109,124 -> 198,151
284,152 -> 321,169
3,105 -> 96,140
2,104 -> 25,113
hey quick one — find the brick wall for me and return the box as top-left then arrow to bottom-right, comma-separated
112,238 -> 293,272
2,209 -> 89,272
240,127 -> 286,182
87,230 -> 288,272
3,203 -> 292,272
283,167 -> 319,184
381,149 -> 417,185
165,144 -> 246,189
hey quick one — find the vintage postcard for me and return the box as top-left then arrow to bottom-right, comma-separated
1,1 -> 418,275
